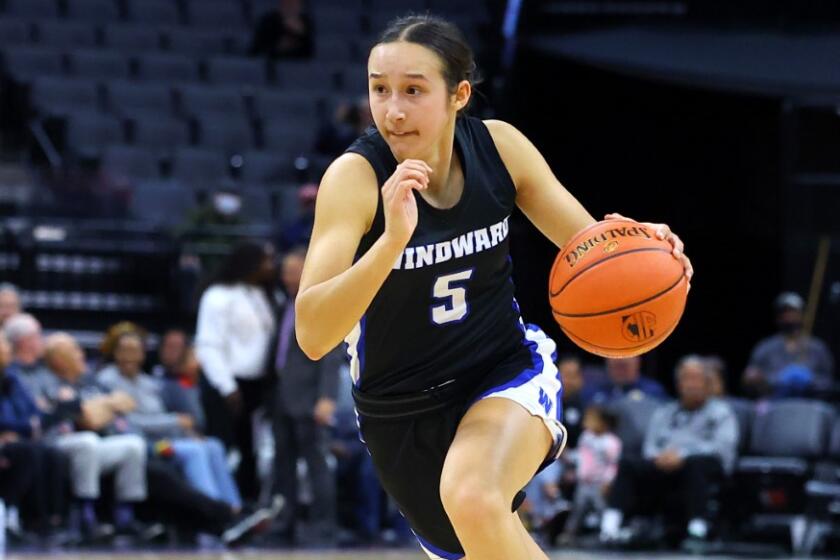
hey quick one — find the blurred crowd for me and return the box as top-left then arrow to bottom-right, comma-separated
0,239 -> 837,553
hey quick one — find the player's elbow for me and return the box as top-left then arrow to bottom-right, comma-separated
294,296 -> 329,360
296,330 -> 327,361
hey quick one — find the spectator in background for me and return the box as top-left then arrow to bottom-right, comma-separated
98,321 -> 147,370
250,0 -> 313,60
278,183 -> 318,251
0,331 -> 71,542
742,292 -> 834,398
99,332 -> 247,515
704,355 -> 727,398
600,355 -> 738,546
160,346 -> 205,431
314,97 -> 374,159
0,283 -> 21,327
271,247 -> 341,546
3,313 -> 51,401
151,329 -> 188,379
40,333 -> 150,541
558,355 -> 585,449
194,240 -> 277,503
560,405 -> 621,543
583,356 -> 667,406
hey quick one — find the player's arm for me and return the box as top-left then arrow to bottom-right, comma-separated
485,119 -> 596,248
295,153 -> 428,360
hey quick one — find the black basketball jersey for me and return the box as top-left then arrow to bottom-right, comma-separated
344,116 -> 527,396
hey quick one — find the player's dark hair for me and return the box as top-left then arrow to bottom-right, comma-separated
376,14 -> 482,110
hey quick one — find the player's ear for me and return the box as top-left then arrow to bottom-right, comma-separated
453,80 -> 471,112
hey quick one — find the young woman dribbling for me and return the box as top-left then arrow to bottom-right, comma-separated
295,15 -> 693,559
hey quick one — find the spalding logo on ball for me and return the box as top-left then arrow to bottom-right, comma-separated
549,219 -> 688,358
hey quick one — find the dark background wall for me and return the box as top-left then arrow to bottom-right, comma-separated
499,48 -> 834,392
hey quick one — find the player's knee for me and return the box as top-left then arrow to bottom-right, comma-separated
440,475 -> 509,527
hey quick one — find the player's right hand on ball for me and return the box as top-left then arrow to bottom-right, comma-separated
382,159 -> 431,247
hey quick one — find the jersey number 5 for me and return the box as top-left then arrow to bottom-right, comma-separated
431,269 -> 474,325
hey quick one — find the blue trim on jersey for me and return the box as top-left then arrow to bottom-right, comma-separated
415,532 -> 464,559
471,324 -> 545,402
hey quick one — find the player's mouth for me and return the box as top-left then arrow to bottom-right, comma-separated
389,130 -> 417,138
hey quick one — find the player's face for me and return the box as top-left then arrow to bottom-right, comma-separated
368,42 -> 457,161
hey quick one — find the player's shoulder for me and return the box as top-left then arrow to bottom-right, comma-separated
482,119 -> 525,148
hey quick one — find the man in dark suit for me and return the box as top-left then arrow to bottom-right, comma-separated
271,247 -> 343,546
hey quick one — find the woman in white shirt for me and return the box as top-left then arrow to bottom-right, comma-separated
195,240 -> 277,502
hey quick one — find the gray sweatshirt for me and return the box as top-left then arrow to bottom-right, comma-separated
643,398 -> 739,473
97,364 -> 185,439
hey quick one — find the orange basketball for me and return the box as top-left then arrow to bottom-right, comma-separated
549,219 -> 688,358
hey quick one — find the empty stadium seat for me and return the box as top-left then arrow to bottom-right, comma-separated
130,116 -> 190,154
34,21 -> 96,48
739,399 -> 835,475
0,18 -> 31,47
5,0 -> 59,19
275,61 -> 342,91
65,0 -> 120,23
65,111 -> 124,159
178,85 -> 245,117
68,49 -> 130,80
185,0 -> 245,28
171,146 -> 229,188
196,116 -> 255,153
125,0 -> 180,25
340,63 -> 369,95
240,149 -> 294,185
130,180 -> 195,225
102,145 -> 161,179
136,53 -> 199,83
31,77 -> 99,117
2,46 -> 64,82
252,89 -> 319,121
260,116 -> 317,153
103,23 -> 162,52
206,56 -> 267,86
106,80 -> 174,118
163,27 -> 230,55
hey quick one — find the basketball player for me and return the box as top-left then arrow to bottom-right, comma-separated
295,15 -> 693,560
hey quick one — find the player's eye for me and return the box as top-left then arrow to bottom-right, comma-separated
406,86 -> 421,95
372,84 -> 387,94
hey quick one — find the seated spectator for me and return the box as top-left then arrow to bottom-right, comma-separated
3,313 -> 52,402
40,332 -> 150,541
583,356 -> 667,406
151,328 -> 189,379
0,331 -> 71,542
99,332 -> 251,517
0,283 -> 21,328
560,405 -> 621,543
160,346 -> 205,430
97,321 -> 147,371
250,0 -> 313,60
600,355 -> 738,546
742,292 -> 834,398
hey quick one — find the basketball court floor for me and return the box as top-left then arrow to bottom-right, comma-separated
5,551 -> 797,560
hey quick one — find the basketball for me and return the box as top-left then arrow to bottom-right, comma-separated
549,219 -> 689,358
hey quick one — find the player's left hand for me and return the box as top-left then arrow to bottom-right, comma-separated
604,212 -> 693,293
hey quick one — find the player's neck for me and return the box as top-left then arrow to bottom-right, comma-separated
422,127 -> 463,206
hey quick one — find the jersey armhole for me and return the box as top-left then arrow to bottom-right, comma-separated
477,119 -> 520,196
